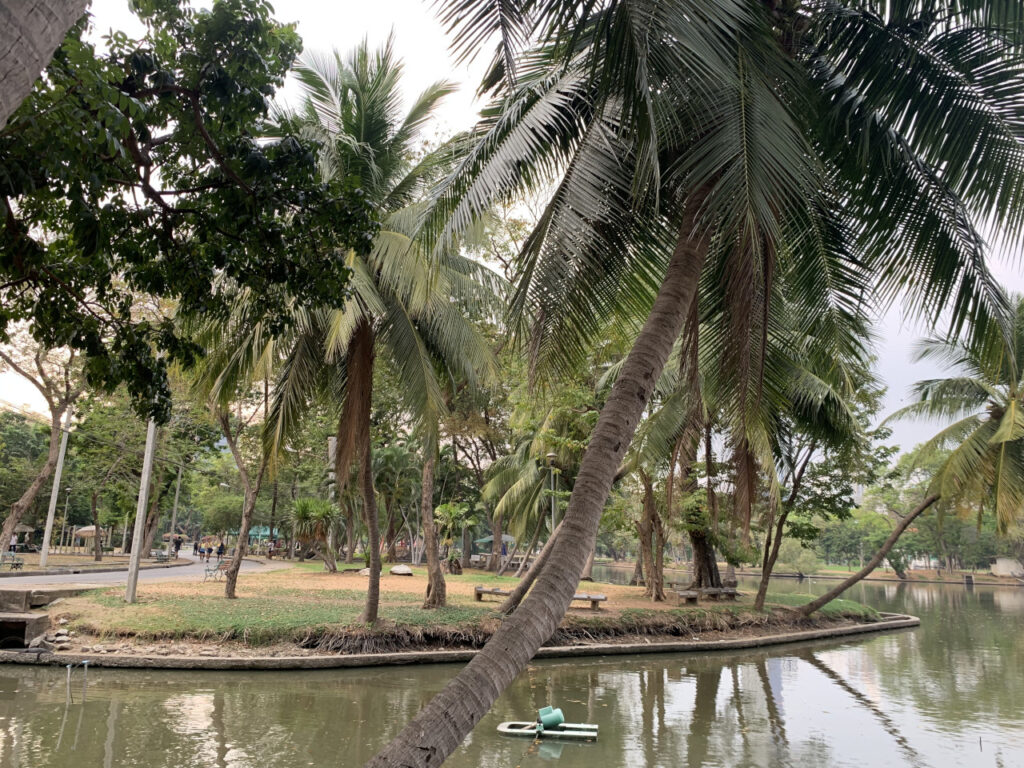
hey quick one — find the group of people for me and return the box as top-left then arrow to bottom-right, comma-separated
191,540 -> 225,562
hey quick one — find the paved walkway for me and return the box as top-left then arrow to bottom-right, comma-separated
0,556 -> 280,587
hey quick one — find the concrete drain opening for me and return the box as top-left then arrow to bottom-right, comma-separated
0,614 -> 49,649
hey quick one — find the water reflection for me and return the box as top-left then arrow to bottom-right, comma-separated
0,574 -> 1022,767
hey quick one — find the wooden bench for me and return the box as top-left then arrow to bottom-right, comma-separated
474,585 -> 512,601
571,592 -> 607,610
0,554 -> 24,570
675,590 -> 699,605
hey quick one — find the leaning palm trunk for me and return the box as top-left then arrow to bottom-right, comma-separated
797,494 -> 941,616
499,520 -> 562,615
514,515 -> 546,578
496,541 -> 520,577
0,0 -> 88,126
368,221 -> 707,766
421,453 -> 447,609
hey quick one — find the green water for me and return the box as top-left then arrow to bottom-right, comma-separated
1,572 -> 1021,767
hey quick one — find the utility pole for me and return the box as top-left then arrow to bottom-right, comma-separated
38,409 -> 73,568
165,464 -> 183,558
125,419 -> 158,604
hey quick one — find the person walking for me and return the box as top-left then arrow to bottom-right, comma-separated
216,541 -> 225,560
192,540 -> 199,556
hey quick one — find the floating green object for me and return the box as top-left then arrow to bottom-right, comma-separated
497,704 -> 599,741
538,706 -> 565,730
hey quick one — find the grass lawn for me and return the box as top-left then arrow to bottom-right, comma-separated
54,563 -> 880,650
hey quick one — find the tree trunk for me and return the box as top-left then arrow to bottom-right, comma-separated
499,521 -> 563,615
140,476 -> 165,557
688,526 -> 721,589
0,0 -> 88,126
797,494 -> 941,616
630,555 -> 644,586
420,453 -> 446,609
366,220 -> 709,767
224,484 -> 263,599
91,492 -> 102,561
460,525 -> 471,569
345,505 -> 356,563
754,508 -> 790,610
0,410 -> 62,548
580,547 -> 595,581
513,515 -> 545,578
497,541 -> 520,577
638,473 -> 663,600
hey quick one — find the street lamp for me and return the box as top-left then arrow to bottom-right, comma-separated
545,453 -> 558,535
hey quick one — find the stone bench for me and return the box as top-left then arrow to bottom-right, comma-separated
675,590 -> 699,605
699,587 -> 739,601
474,586 -> 512,601
0,555 -> 24,571
572,593 -> 607,610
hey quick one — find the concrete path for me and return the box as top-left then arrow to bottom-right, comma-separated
0,556 -> 280,587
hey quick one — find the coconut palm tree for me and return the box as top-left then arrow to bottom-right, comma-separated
798,293 -> 1024,616
369,0 -> 1024,763
255,39 -> 499,621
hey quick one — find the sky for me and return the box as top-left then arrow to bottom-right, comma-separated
2,0 -> 1022,455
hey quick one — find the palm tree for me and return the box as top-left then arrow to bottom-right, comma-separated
290,497 -> 341,571
370,1 -> 1024,763
257,38 -> 498,621
798,293 -> 1024,616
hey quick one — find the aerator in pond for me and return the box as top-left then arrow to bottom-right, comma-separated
497,705 -> 599,741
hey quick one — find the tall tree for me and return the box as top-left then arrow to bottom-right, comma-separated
1,0 -> 375,422
0,332 -> 83,547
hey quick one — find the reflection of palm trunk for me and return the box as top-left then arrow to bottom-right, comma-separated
103,700 -> 120,768
755,659 -> 787,747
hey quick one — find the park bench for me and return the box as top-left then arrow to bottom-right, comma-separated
0,554 -> 24,570
698,587 -> 739,602
153,551 -> 169,563
675,590 -> 699,606
202,560 -> 229,583
474,585 -> 512,601
571,592 -> 607,610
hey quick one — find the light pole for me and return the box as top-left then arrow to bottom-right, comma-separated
546,452 -> 558,536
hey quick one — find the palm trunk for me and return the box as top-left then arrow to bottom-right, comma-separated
580,547 -> 595,581
797,494 -> 941,616
367,219 -> 708,767
0,410 -> 62,547
514,516 -> 545,578
140,475 -> 164,557
499,521 -> 562,615
497,541 -> 520,577
0,0 -> 88,126
460,526 -> 471,569
630,555 -> 644,586
420,453 -> 446,609
359,428 -> 382,622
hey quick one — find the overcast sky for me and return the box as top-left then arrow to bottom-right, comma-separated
2,0 -> 1022,455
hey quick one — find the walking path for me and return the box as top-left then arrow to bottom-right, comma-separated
0,556 -> 280,587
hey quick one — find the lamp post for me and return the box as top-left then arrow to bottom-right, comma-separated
545,452 -> 558,536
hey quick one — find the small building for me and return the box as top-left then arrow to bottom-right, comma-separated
991,557 -> 1024,578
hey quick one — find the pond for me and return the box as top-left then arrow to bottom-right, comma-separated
1,571 -> 1021,767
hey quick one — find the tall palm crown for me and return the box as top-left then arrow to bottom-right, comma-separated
894,294 -> 1024,534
